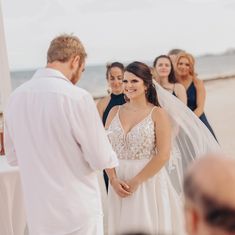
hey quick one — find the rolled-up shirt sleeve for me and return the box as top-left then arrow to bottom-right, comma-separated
70,93 -> 118,171
4,120 -> 18,166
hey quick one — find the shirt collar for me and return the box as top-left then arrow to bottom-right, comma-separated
32,68 -> 72,84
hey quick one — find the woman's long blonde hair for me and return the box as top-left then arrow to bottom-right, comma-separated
175,52 -> 196,78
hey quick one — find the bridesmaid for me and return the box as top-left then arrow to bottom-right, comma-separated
97,62 -> 126,126
153,55 -> 187,104
97,62 -> 126,191
175,52 -> 217,139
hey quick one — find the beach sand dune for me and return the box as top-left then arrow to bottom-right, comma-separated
205,77 -> 235,155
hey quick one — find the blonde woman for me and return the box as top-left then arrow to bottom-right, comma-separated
175,52 -> 217,139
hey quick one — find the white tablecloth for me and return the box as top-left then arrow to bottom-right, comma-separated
0,157 -> 27,235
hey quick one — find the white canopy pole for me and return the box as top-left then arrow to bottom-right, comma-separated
0,1 -> 12,113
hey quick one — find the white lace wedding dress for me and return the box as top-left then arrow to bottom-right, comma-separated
107,107 -> 186,235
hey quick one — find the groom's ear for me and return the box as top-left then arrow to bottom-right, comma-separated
71,55 -> 80,69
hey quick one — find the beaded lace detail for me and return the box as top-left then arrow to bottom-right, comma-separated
107,107 -> 156,160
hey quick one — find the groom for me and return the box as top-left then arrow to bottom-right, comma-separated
4,34 -> 118,235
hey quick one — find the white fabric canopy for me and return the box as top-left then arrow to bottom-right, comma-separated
0,1 -> 12,113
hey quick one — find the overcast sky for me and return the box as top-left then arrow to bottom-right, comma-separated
2,0 -> 235,70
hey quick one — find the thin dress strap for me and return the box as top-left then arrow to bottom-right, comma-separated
113,105 -> 121,121
117,105 -> 121,115
149,106 -> 157,116
173,83 -> 176,92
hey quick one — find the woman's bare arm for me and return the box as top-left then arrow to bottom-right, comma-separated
194,79 -> 206,117
127,107 -> 171,193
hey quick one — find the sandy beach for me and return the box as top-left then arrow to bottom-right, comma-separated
205,77 -> 235,155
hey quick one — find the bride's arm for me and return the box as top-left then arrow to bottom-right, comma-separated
104,106 -> 119,183
105,168 -> 131,197
104,106 -> 131,197
127,107 -> 171,193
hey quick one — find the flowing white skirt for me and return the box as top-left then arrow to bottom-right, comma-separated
108,159 -> 186,235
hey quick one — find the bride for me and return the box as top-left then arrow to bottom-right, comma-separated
105,61 -> 186,235
105,61 -> 220,235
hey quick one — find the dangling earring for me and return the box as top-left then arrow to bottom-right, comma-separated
145,89 -> 148,97
107,84 -> 112,94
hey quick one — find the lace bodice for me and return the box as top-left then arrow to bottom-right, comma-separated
107,107 -> 156,160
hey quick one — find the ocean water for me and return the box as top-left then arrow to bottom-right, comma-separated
10,54 -> 235,98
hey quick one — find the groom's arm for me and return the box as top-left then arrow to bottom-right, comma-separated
4,121 -> 18,165
71,92 -> 118,171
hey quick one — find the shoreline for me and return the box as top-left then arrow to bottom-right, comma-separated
203,74 -> 235,83
94,74 -> 235,100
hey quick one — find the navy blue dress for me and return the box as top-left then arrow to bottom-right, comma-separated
187,82 -> 217,140
102,93 -> 126,126
102,93 -> 126,192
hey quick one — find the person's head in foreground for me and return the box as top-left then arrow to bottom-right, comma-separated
184,153 -> 235,235
47,34 -> 87,85
106,62 -> 125,94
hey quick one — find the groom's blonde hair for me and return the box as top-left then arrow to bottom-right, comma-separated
47,34 -> 87,64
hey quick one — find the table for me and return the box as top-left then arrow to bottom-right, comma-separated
0,157 -> 27,235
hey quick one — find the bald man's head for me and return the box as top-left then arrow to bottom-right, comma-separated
184,154 -> 235,235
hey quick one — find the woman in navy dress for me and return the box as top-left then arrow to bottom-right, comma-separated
153,55 -> 187,104
175,52 -> 217,139
97,62 -> 126,191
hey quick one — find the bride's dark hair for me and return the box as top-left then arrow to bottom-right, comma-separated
125,61 -> 160,107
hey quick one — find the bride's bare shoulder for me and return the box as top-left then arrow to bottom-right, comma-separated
152,106 -> 170,124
